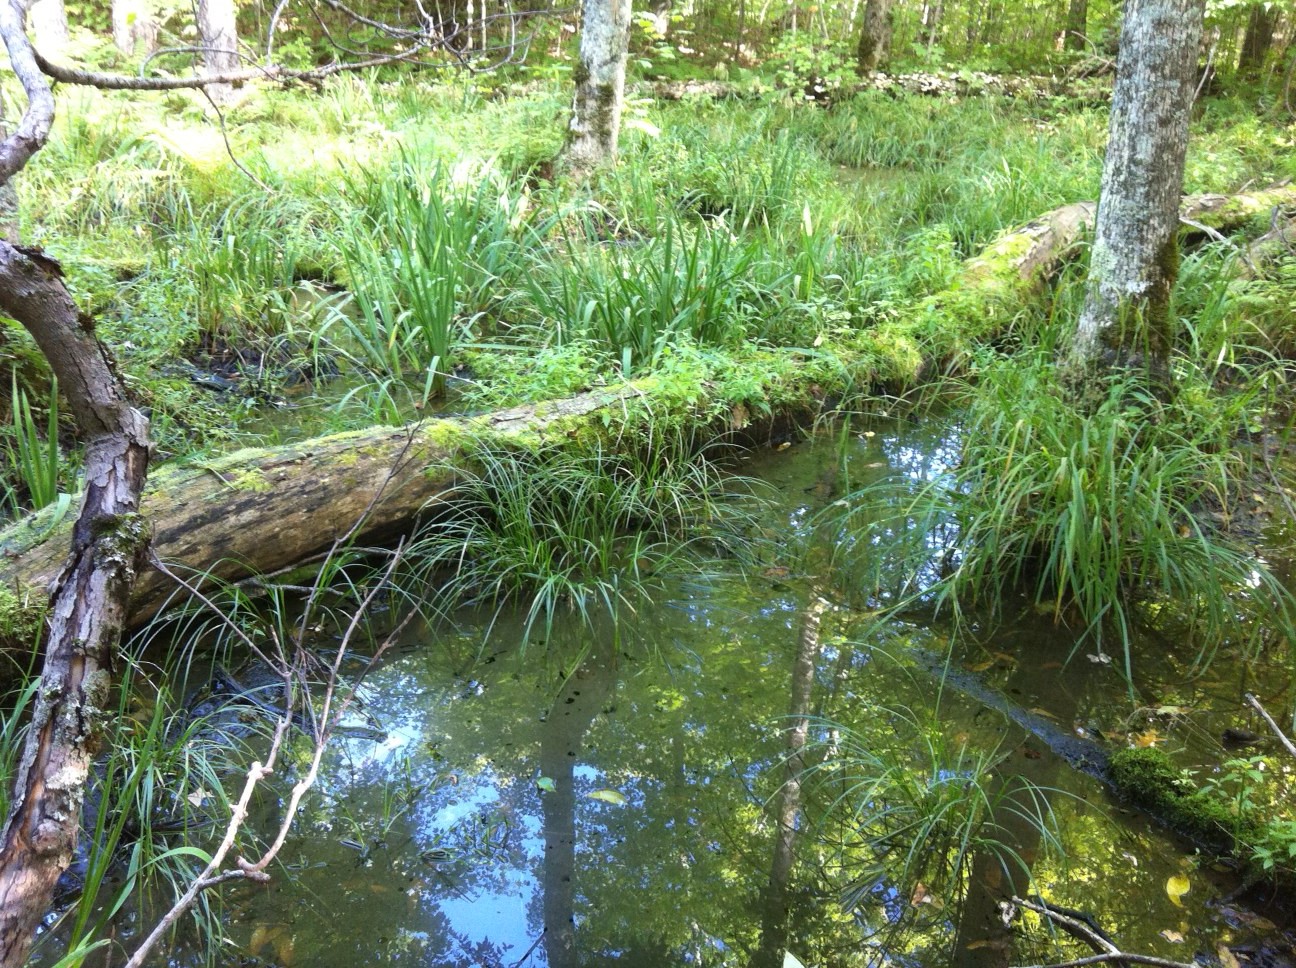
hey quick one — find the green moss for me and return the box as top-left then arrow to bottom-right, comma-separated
1109,748 -> 1260,849
0,584 -> 45,652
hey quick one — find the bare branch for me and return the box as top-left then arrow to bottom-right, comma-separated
1010,896 -> 1197,968
0,0 -> 55,184
1244,692 -> 1296,759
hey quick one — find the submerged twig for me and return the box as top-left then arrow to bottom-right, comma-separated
1244,692 -> 1296,759
1010,896 -> 1196,968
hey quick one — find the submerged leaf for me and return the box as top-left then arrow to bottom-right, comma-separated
587,789 -> 628,805
536,776 -> 556,792
1166,873 -> 1190,907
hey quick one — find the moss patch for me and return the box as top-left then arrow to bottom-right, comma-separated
1109,747 -> 1259,850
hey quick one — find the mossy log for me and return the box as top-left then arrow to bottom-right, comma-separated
1,186 -> 1291,638
644,70 -> 1110,102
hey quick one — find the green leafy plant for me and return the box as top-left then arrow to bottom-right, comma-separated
404,436 -> 757,644
6,376 -> 68,513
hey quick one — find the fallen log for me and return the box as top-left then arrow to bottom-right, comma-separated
2,186 -> 1292,641
643,69 -> 1111,103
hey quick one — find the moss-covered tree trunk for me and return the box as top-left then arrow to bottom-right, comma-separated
1062,0 -> 1205,403
1065,0 -> 1088,51
196,0 -> 240,104
563,0 -> 632,172
111,0 -> 156,55
1238,2 -> 1277,74
855,0 -> 893,73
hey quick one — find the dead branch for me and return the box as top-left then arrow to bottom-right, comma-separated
1010,896 -> 1196,968
1244,693 -> 1296,759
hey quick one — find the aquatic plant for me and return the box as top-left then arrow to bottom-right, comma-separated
403,435 -> 757,644
823,348 -> 1294,681
806,707 -> 1066,929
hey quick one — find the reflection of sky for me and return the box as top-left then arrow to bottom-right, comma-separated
96,414 -> 1286,968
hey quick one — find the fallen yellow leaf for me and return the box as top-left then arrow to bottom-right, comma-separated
1166,873 -> 1190,907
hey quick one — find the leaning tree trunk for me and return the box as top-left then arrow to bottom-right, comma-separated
0,248 -> 151,968
27,0 -> 69,55
1062,0 -> 1205,403
1238,2 -> 1276,74
196,0 -> 240,104
0,4 -> 153,965
855,0 -> 893,73
563,0 -> 632,172
1065,0 -> 1088,51
111,0 -> 156,55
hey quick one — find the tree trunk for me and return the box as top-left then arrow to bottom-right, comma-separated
1065,0 -> 1088,51
1238,2 -> 1276,74
28,0 -> 69,56
196,0 -> 240,104
563,0 -> 632,172
0,245 -> 151,968
1062,0 -> 1205,402
112,0 -> 156,55
855,0 -> 893,73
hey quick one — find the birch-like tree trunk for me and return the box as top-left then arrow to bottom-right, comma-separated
197,0 -> 240,104
855,0 -> 893,72
1063,0 -> 1205,401
112,0 -> 156,55
563,0 -> 632,172
28,0 -> 69,55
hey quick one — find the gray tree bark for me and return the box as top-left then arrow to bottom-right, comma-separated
1063,0 -> 1205,401
196,0 -> 240,104
112,0 -> 156,55
563,0 -> 632,172
27,0 -> 68,55
855,0 -> 893,73
0,5 -> 152,965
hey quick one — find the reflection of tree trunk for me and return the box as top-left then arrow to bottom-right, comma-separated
539,649 -> 617,968
753,595 -> 828,968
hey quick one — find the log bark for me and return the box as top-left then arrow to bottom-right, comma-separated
0,246 -> 151,968
0,4 -> 154,964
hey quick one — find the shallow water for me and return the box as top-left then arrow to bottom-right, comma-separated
51,416 -> 1296,967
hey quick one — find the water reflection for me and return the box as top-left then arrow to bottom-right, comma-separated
47,417 -> 1294,967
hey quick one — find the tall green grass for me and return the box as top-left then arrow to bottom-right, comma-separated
5,376 -> 69,514
404,436 -> 757,644
824,351 -> 1294,681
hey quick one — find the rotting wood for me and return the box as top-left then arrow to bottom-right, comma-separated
2,186 -> 1292,637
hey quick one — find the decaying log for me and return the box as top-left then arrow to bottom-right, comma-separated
2,186 -> 1292,638
643,70 -> 1110,102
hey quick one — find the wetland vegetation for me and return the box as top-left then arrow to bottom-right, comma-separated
2,0 -> 1296,965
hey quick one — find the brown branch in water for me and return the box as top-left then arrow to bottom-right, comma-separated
1244,692 -> 1296,759
1009,896 -> 1197,968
